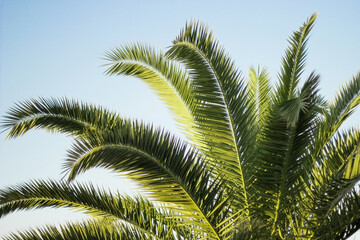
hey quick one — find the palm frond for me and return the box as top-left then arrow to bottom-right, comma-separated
328,72 -> 360,132
1,14 -> 360,239
276,13 -> 317,102
166,21 -> 258,220
312,190 -> 360,240
65,120 -> 232,239
2,98 -> 231,239
103,43 -> 198,138
307,129 -> 360,227
2,219 -> 151,240
0,179 -> 192,239
314,72 -> 360,162
2,97 -> 115,139
248,66 -> 273,127
255,72 -> 322,237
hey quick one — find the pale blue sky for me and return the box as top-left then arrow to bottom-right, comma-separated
0,0 -> 360,238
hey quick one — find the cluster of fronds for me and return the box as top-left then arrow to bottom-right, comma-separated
1,13 -> 360,239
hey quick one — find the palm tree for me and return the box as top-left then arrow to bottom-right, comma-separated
1,13 -> 360,239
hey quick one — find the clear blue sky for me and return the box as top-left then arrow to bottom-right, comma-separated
1,0 -> 360,238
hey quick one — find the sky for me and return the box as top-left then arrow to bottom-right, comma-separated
0,0 -> 360,238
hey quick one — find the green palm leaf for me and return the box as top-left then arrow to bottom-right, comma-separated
65,123 -> 231,239
276,13 -> 317,102
312,190 -> 360,240
2,98 -> 231,239
0,179 -> 192,239
313,72 -> 360,166
255,71 -> 322,238
2,97 -> 112,139
307,129 -> 360,226
1,14 -> 360,240
103,43 -> 198,138
2,220 -> 150,240
166,21 -> 258,222
248,66 -> 273,127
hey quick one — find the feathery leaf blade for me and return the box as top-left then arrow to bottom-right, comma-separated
0,180 -> 197,239
276,13 -> 317,102
103,43 -> 197,138
166,21 -> 258,222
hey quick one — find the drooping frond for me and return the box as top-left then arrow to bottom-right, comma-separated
2,98 -> 231,239
103,43 -> 197,138
2,97 -> 115,139
166,21 -> 258,220
2,219 -> 151,240
1,14 -> 360,240
0,179 -> 192,239
65,122 -> 231,239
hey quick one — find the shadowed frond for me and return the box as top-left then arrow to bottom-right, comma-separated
312,190 -> 360,240
64,122 -> 232,239
306,129 -> 360,229
255,72 -> 322,238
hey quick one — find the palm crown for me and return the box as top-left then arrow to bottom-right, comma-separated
1,13 -> 360,239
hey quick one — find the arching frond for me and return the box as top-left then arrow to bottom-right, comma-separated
2,98 -> 115,139
65,122 -> 231,239
306,129 -> 360,229
314,72 -> 360,162
2,98 -> 232,239
1,14 -> 360,240
0,179 -> 193,239
312,189 -> 360,240
166,21 -> 258,221
2,219 -> 150,240
103,43 -> 197,138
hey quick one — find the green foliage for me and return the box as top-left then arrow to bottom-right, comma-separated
1,13 -> 360,239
